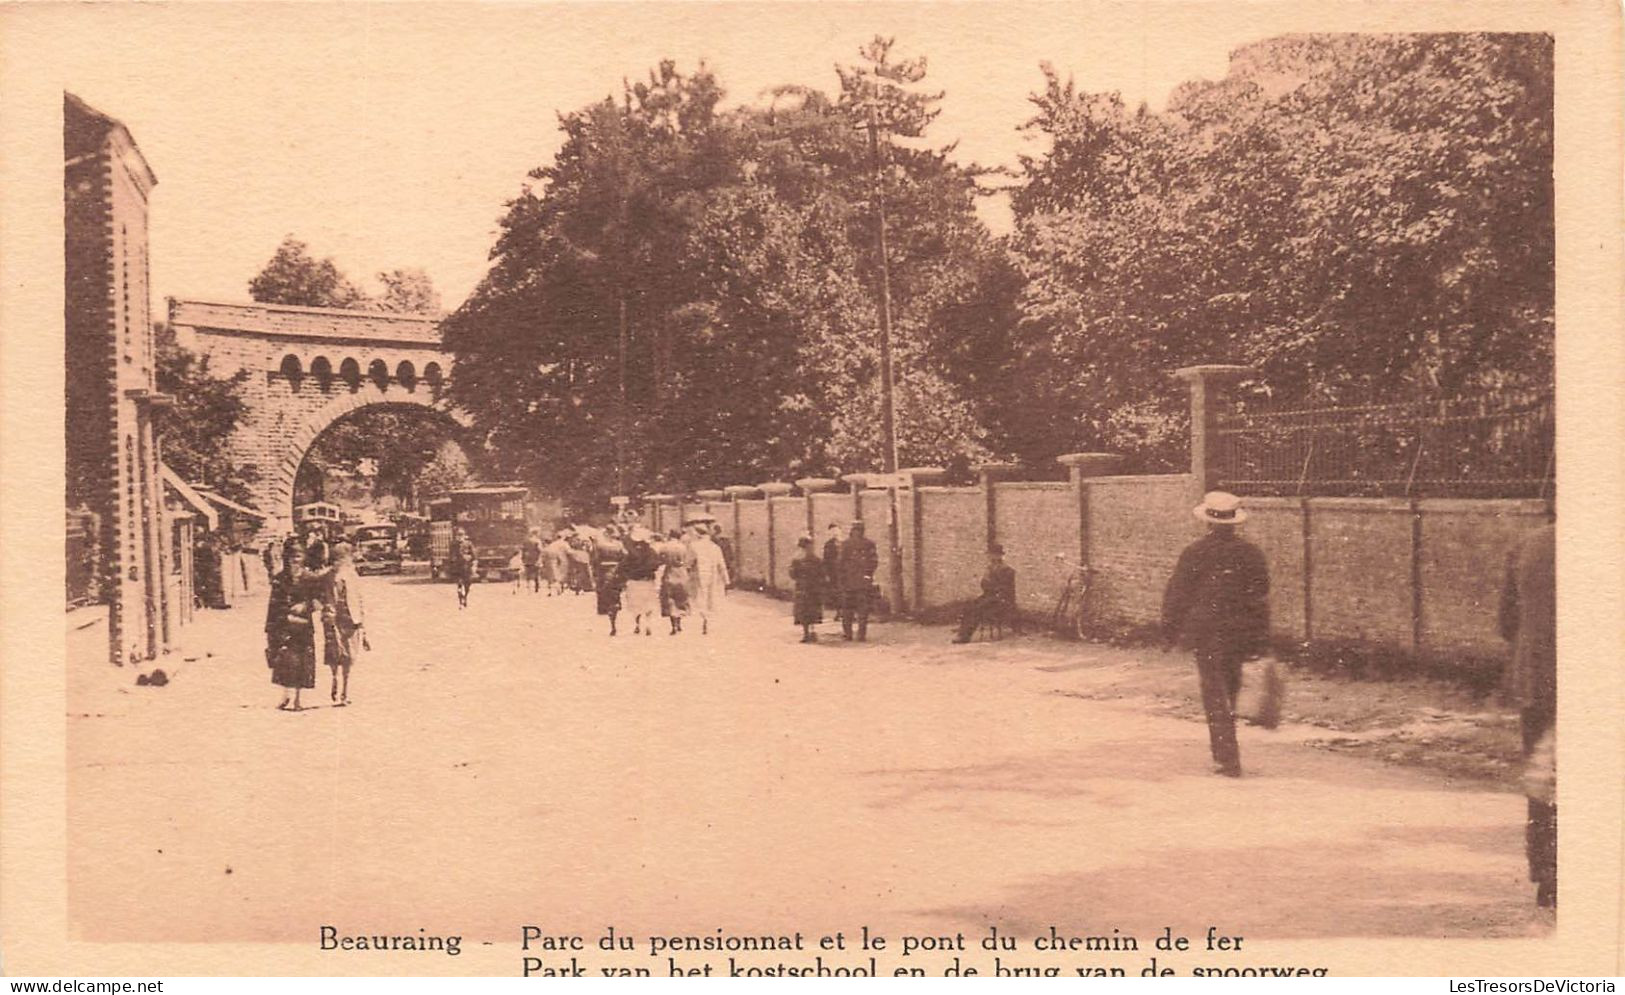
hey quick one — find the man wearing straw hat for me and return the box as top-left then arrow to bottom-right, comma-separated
1162,491 -> 1271,777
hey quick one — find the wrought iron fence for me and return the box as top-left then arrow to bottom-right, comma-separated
1215,388 -> 1554,499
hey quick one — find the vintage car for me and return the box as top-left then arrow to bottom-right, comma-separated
350,523 -> 403,575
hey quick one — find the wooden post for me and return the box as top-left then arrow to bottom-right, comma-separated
841,473 -> 869,524
1301,497 -> 1314,646
795,477 -> 838,551
1410,497 -> 1425,657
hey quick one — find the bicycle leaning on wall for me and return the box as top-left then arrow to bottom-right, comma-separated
1048,554 -> 1093,640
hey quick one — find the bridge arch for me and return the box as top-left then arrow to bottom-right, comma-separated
168,298 -> 461,526
267,381 -> 472,523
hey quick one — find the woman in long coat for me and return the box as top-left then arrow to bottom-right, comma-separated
788,535 -> 824,643
266,535 -> 318,710
591,529 -> 627,636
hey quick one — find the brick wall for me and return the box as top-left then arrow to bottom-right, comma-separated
1309,499 -> 1415,648
917,488 -> 985,608
769,496 -> 807,590
1240,498 -> 1309,641
734,500 -> 768,585
809,493 -> 851,538
859,489 -> 914,608
1417,500 -> 1547,659
1085,475 -> 1194,626
994,483 -> 1075,615
640,475 -> 1544,667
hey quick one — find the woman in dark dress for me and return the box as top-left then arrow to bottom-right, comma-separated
592,528 -> 627,636
266,535 -> 317,710
789,535 -> 824,643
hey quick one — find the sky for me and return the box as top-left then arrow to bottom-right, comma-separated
24,2 -> 1278,312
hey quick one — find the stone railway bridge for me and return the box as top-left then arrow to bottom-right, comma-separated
169,299 -> 469,524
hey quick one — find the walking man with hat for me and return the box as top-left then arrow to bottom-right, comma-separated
1162,491 -> 1271,777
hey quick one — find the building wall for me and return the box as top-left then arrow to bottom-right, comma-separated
65,95 -> 168,666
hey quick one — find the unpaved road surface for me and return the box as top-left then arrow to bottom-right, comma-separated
68,571 -> 1546,947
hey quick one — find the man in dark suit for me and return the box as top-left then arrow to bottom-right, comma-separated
953,544 -> 1017,643
1500,521 -> 1556,909
1162,492 -> 1270,777
837,521 -> 879,641
822,523 -> 845,624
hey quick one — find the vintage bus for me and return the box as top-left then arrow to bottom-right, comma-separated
293,501 -> 344,541
427,497 -> 454,577
427,485 -> 530,583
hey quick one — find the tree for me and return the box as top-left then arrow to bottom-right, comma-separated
443,45 -> 1013,510
154,322 -> 258,503
298,408 -> 466,506
1007,34 -> 1554,469
247,236 -> 369,308
375,267 -> 442,313
414,440 -> 473,502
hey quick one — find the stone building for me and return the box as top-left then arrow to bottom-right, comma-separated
65,92 -> 174,666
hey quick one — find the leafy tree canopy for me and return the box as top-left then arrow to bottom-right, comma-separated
154,322 -> 257,504
1006,33 -> 1553,470
248,237 -> 442,314
443,41 -> 1017,511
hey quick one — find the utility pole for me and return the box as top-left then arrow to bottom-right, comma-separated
616,293 -> 628,498
868,102 -> 906,616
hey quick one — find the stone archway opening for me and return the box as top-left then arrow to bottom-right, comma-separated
292,402 -> 472,520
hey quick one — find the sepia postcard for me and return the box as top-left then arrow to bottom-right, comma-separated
2,0 -> 1621,980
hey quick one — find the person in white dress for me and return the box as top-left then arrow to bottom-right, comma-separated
685,522 -> 731,636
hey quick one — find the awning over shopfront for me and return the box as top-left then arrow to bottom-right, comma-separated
195,488 -> 267,521
160,464 -> 217,531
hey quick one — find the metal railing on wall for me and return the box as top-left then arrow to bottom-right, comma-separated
1215,388 -> 1554,499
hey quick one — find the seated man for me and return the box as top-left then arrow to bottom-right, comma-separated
953,544 -> 1017,643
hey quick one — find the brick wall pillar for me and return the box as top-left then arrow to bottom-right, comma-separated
1172,364 -> 1253,515
795,477 -> 837,538
723,485 -> 759,581
644,494 -> 675,534
973,462 -> 1021,549
758,482 -> 793,591
841,473 -> 869,523
900,467 -> 945,611
1057,452 -> 1125,573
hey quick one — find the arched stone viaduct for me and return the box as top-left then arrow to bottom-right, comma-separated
168,299 -> 470,524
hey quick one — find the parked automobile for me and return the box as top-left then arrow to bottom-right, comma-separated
350,522 -> 403,575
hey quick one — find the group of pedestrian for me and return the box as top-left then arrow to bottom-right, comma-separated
263,527 -> 368,711
586,520 -> 731,637
785,520 -> 880,642
506,526 -> 607,598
